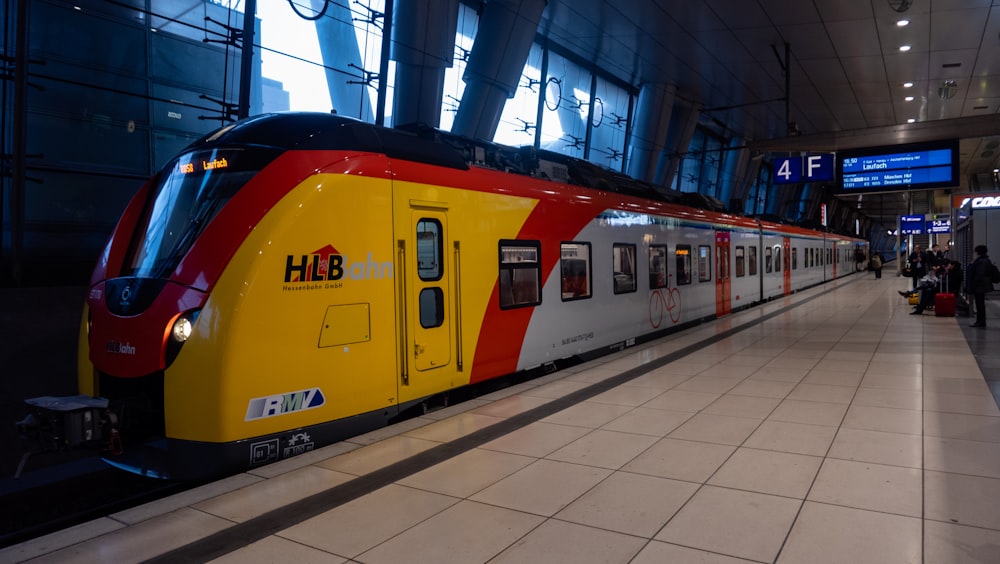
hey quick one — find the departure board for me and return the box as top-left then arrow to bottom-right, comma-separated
836,141 -> 958,194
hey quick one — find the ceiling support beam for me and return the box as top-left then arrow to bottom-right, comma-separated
390,0 -> 458,128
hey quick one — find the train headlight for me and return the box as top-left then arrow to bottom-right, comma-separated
171,317 -> 193,342
165,310 -> 200,368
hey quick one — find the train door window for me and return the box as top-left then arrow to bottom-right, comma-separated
748,246 -> 758,276
561,242 -> 592,301
735,246 -> 745,277
675,245 -> 692,285
698,245 -> 712,282
613,244 -> 637,294
765,246 -> 773,273
416,219 -> 442,281
806,248 -> 812,268
792,248 -> 798,270
419,288 -> 445,328
499,240 -> 542,309
774,247 -> 782,272
827,248 -> 832,264
649,245 -> 668,289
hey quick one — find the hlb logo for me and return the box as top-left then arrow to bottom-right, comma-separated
283,244 -> 393,284
245,388 -> 326,421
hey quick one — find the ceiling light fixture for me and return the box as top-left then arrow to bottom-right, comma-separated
907,118 -> 916,123
897,19 -> 909,27
903,82 -> 914,88
905,96 -> 914,101
899,45 -> 911,52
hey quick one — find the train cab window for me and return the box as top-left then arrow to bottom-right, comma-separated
765,246 -> 773,273
748,246 -> 758,275
419,288 -> 445,328
792,248 -> 798,270
613,244 -> 637,294
416,219 -> 443,281
561,242 -> 592,301
675,245 -> 692,285
499,240 -> 542,309
735,246 -> 745,277
649,245 -> 668,289
698,245 -> 711,282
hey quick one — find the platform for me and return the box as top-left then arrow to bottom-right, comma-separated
3,274 -> 1000,564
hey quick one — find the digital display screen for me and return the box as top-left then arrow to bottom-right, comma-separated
836,141 -> 958,194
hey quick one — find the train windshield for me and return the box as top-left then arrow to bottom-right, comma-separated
125,147 -> 280,278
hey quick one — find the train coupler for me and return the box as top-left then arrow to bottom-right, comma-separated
16,395 -> 112,453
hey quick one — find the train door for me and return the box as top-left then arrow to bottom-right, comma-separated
830,241 -> 837,278
782,237 -> 792,295
397,207 -> 452,397
715,231 -> 731,315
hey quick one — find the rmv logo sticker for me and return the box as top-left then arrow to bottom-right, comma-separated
245,388 -> 326,421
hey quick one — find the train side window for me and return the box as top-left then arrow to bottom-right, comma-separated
416,219 -> 443,281
498,240 -> 542,309
748,245 -> 758,275
792,247 -> 798,270
698,245 -> 711,282
765,246 -> 773,273
675,245 -> 692,285
419,288 -> 445,328
806,248 -> 811,268
735,246 -> 745,277
649,245 -> 668,289
561,242 -> 592,301
613,244 -> 637,294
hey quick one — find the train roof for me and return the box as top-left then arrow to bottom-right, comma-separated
185,112 -> 862,241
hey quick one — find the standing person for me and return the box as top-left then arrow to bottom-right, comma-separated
908,245 -> 927,289
871,253 -> 883,279
929,244 -> 944,269
967,245 -> 994,328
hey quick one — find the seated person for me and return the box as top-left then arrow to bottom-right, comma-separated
899,266 -> 940,299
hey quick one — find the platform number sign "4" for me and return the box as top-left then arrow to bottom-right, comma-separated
773,154 -> 834,185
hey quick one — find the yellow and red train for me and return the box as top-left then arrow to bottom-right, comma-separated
26,113 -> 866,479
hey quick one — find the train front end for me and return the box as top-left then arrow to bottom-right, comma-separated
77,143 -> 284,478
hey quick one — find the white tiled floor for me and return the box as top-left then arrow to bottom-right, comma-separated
5,275 -> 1000,563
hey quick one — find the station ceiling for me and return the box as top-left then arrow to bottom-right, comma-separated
536,0 -> 1000,229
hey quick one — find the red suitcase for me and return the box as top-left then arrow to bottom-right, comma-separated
935,292 -> 956,317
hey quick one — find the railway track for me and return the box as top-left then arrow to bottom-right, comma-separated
0,458 -> 192,549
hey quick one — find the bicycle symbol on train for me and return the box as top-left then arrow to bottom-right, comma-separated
648,273 -> 681,328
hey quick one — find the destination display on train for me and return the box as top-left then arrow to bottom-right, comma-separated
836,141 -> 957,194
